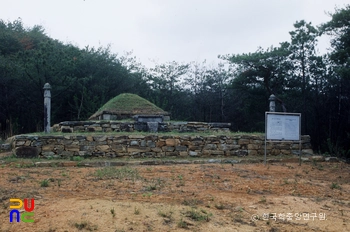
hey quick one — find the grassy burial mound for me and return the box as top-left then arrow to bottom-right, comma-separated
89,93 -> 169,120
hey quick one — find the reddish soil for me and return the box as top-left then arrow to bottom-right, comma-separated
0,159 -> 349,232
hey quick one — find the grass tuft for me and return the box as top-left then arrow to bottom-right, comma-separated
40,179 -> 49,187
93,166 -> 141,182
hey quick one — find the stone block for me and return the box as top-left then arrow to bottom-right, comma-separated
156,140 -> 166,147
264,144 -> 273,150
114,139 -> 128,145
130,140 -> 139,146
119,123 -> 133,132
147,141 -> 156,148
247,150 -> 258,156
204,144 -> 217,150
179,151 -> 188,157
226,139 -> 238,145
247,144 -> 260,150
15,147 -> 39,158
15,140 -> 26,146
128,146 -> 151,153
162,146 -> 175,152
60,151 -> 74,157
144,135 -> 158,140
104,128 -> 113,132
165,152 -> 179,156
96,145 -> 110,152
110,152 -> 124,157
291,150 -> 301,155
31,140 -> 43,146
93,135 -> 107,142
238,139 -> 250,145
42,151 -> 55,158
281,149 -> 291,155
291,144 -> 300,149
151,147 -> 162,153
62,161 -> 77,167
61,126 -> 73,133
142,152 -> 156,157
218,144 -> 228,151
325,157 -> 339,162
105,152 -> 116,158
35,162 -> 53,167
129,135 -> 145,139
92,151 -> 105,157
165,139 -> 180,146
53,145 -> 64,153
175,146 -> 187,151
140,140 -> 147,147
59,139 -> 73,145
111,124 -> 119,129
73,126 -> 85,132
0,143 -> 10,150
233,150 -> 248,156
65,145 -> 80,152
311,155 -> 324,161
302,149 -> 314,155
111,145 -> 127,152
275,144 -> 290,150
93,126 -> 104,132
202,150 -> 224,156
155,152 -> 166,157
78,151 -> 89,157
206,138 -> 220,144
218,144 -> 240,151
188,145 -> 202,151
270,149 -> 281,155
251,140 -> 263,144
301,135 -> 311,143
180,140 -> 192,146
42,145 -> 55,151
79,145 -> 94,151
191,140 -> 204,146
189,151 -> 199,157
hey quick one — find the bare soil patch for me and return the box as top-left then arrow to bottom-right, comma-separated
0,160 -> 349,232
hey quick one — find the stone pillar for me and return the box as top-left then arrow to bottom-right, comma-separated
43,83 -> 51,133
269,94 -> 276,112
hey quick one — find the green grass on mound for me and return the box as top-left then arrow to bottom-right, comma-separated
95,93 -> 167,115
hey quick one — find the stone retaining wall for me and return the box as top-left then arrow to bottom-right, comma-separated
11,134 -> 313,159
54,121 -> 231,133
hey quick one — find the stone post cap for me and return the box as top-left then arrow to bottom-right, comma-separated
43,83 -> 51,90
269,94 -> 276,101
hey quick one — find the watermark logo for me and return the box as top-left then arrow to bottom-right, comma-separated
251,212 -> 326,222
9,198 -> 35,223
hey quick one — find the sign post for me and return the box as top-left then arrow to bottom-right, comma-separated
265,112 -> 301,165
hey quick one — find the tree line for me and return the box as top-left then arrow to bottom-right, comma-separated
0,5 -> 349,158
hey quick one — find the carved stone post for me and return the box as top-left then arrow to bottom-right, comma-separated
269,94 -> 276,112
43,83 -> 51,133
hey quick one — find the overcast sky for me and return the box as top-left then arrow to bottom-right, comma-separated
1,0 -> 348,68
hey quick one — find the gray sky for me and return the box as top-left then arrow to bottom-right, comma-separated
1,0 -> 348,68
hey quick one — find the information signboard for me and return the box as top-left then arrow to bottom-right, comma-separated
266,112 -> 301,141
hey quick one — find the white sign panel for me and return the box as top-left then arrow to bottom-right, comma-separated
266,113 -> 300,141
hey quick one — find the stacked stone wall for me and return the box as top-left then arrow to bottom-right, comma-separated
54,121 -> 231,133
11,134 -> 313,159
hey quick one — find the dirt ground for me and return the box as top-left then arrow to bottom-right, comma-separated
0,158 -> 349,232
